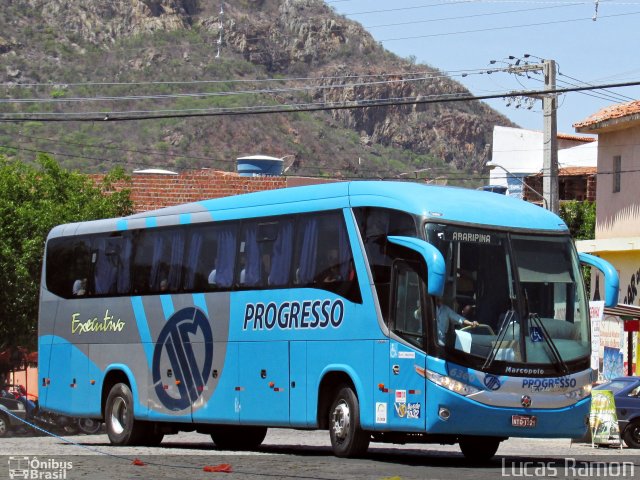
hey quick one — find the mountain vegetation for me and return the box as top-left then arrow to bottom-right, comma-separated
0,0 -> 515,184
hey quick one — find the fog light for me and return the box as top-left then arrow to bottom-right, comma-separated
439,407 -> 451,420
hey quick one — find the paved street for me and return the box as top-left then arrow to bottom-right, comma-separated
1,427 -> 638,480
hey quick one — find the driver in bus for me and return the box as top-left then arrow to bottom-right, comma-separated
436,297 -> 478,345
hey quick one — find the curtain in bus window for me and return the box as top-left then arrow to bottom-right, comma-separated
184,231 -> 203,290
269,221 -> 293,286
116,238 -> 132,294
167,230 -> 185,290
215,227 -> 236,288
337,219 -> 350,279
243,224 -> 262,287
297,218 -> 318,285
94,238 -> 120,295
149,235 -> 165,290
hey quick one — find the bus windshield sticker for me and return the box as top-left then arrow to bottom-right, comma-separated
530,326 -> 544,342
375,402 -> 387,424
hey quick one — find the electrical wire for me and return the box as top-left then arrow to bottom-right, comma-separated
1,80 -> 638,122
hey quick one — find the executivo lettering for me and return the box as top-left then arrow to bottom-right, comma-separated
71,309 -> 125,335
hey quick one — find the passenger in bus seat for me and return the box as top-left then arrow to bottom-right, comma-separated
321,249 -> 342,283
72,278 -> 87,296
208,267 -> 217,286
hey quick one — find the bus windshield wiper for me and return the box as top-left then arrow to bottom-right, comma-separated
482,309 -> 517,371
528,313 -> 569,375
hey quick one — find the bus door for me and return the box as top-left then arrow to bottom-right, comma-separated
387,261 -> 427,431
238,341 -> 290,425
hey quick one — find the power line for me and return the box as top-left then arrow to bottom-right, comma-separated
1,79 -> 638,123
378,10 -> 640,41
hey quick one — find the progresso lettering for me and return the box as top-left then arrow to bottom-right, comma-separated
522,377 -> 577,392
452,231 -> 492,243
243,299 -> 344,331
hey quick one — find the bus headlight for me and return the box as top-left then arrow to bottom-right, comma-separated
565,384 -> 592,400
426,370 -> 480,396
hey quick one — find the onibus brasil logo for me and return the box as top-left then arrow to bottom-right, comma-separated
8,457 -> 72,479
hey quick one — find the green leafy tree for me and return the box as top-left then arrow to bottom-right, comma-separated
559,200 -> 596,241
559,200 -> 596,292
0,154 -> 133,350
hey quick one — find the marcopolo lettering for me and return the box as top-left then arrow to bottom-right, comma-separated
243,299 -> 345,331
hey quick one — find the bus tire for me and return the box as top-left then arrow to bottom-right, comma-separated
459,436 -> 501,462
623,419 -> 640,449
0,412 -> 11,438
210,426 -> 268,450
328,386 -> 370,457
105,383 -> 145,446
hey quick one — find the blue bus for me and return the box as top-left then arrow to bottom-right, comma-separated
38,181 -> 618,460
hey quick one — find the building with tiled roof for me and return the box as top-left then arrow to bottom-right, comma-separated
489,126 -> 597,200
574,100 -> 640,376
573,100 -> 640,133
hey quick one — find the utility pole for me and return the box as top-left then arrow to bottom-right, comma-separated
491,56 -> 559,213
542,59 -> 559,213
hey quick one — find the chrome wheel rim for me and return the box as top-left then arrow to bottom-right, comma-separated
331,400 -> 351,443
109,397 -> 127,435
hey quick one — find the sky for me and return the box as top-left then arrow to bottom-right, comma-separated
329,0 -> 640,136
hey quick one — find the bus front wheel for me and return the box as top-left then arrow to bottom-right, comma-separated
105,383 -> 146,446
328,386 -> 370,457
459,436 -> 502,462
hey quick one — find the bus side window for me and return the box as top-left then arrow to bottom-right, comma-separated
184,223 -> 237,291
354,207 -> 417,323
93,235 -> 132,296
46,237 -> 92,298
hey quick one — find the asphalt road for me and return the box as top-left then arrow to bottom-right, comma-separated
2,428 -> 638,480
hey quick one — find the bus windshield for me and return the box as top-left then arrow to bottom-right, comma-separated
426,224 -> 590,372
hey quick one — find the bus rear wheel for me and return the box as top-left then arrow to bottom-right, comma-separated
328,386 -> 370,457
105,383 -> 146,446
210,426 -> 268,450
459,436 -> 501,462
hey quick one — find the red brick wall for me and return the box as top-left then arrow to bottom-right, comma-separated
93,170 -> 335,213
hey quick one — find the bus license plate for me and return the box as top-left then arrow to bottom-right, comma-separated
511,415 -> 537,428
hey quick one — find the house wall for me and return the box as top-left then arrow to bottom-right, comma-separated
595,126 -> 640,239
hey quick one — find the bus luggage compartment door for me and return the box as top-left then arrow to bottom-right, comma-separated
238,341 -> 289,425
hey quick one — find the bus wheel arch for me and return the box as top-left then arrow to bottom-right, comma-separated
318,371 -> 370,457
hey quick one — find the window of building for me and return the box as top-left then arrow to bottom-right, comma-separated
613,155 -> 621,193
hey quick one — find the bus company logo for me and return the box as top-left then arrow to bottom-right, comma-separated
484,374 -> 501,391
242,299 -> 344,331
152,307 -> 213,411
8,456 -> 72,479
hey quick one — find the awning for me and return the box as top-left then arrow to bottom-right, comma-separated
604,303 -> 640,319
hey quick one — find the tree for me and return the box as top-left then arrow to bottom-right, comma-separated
559,200 -> 596,241
0,155 -> 133,351
559,200 -> 596,292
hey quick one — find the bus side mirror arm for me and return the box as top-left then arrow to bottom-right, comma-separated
579,252 -> 619,308
387,236 -> 445,297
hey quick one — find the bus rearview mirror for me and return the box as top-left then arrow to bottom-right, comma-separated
578,252 -> 619,308
387,236 -> 445,297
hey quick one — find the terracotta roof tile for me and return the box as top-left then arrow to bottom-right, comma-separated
573,100 -> 640,128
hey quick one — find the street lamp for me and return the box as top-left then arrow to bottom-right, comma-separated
485,161 -> 548,209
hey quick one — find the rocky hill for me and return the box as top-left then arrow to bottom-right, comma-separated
0,0 -> 515,181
